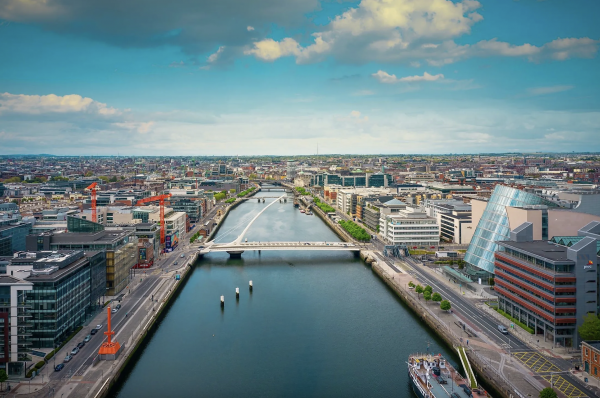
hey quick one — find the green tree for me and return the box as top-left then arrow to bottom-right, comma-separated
249,173 -> 257,180
488,277 -> 495,287
539,387 -> 558,398
3,176 -> 22,183
578,313 -> 600,341
109,176 -> 118,182
440,300 -> 451,312
0,369 -> 7,391
230,189 -> 236,193
423,290 -> 432,304
415,285 -> 424,300
432,292 -> 443,304
408,281 -> 415,288
84,171 -> 93,177
424,285 -> 433,294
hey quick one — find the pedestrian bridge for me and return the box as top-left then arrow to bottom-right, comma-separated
199,193 -> 360,258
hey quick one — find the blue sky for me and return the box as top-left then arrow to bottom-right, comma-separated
0,0 -> 599,155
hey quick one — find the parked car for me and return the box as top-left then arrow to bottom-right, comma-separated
84,334 -> 91,342
64,355 -> 73,363
497,325 -> 508,335
116,304 -> 121,310
95,324 -> 103,330
90,328 -> 98,335
70,347 -> 79,355
55,364 -> 65,371
77,342 -> 85,349
111,307 -> 119,313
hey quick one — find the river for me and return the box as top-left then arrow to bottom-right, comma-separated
109,189 -> 459,398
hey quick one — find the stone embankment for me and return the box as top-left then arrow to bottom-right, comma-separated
368,258 -> 525,398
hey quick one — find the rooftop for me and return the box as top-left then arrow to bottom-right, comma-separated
44,229 -> 132,245
498,240 -> 572,263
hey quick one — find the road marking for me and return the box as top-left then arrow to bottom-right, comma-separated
513,352 -> 561,373
540,375 -> 587,398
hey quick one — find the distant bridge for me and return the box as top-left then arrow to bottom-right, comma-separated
199,193 -> 360,258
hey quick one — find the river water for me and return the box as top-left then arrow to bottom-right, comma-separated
110,189 -> 458,398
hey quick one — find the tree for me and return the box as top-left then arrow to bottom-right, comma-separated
109,176 -> 118,182
424,285 -> 433,294
0,369 -> 7,391
249,173 -> 257,180
578,313 -> 600,341
488,277 -> 495,287
408,281 -> 415,288
230,189 -> 236,193
440,300 -> 451,312
432,292 -> 443,304
423,290 -> 432,304
84,171 -> 93,177
415,285 -> 424,300
539,387 -> 558,398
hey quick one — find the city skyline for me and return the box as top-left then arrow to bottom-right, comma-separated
1,0 -> 599,155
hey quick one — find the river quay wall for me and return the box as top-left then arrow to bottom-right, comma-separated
98,259 -> 196,398
367,258 -> 519,398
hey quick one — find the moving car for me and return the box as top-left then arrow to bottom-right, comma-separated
84,334 -> 92,342
55,364 -> 65,371
111,307 -> 119,313
64,355 -> 72,363
498,325 -> 509,334
180,254 -> 185,258
70,347 -> 79,355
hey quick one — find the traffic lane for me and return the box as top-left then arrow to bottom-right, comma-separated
50,274 -> 162,379
407,262 -> 529,350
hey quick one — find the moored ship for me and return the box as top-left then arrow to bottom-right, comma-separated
408,352 -> 488,398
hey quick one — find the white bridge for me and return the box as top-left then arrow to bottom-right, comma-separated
199,194 -> 360,258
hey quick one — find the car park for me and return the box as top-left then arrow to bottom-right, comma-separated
55,364 -> 65,371
70,347 -> 79,355
77,342 -> 85,349
84,334 -> 91,342
64,355 -> 72,363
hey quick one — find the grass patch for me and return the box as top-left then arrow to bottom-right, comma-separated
494,308 -> 534,334
457,346 -> 477,389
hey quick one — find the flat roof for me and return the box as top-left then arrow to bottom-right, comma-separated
25,251 -> 100,282
47,230 -> 131,244
498,240 -> 572,262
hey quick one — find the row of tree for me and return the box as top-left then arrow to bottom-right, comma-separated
338,220 -> 371,241
408,281 -> 451,311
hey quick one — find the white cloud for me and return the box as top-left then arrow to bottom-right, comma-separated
372,70 -> 444,83
245,0 -> 599,65
207,46 -> 226,63
247,26 -> 254,31
399,72 -> 444,82
353,90 -> 375,96
0,92 -> 120,115
527,85 -> 573,96
371,70 -> 398,83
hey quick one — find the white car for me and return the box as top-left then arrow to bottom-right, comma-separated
95,324 -> 103,330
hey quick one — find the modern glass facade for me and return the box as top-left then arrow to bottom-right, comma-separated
464,185 -> 556,274
0,223 -> 31,254
67,216 -> 105,233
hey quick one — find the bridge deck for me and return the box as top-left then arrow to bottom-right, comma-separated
201,242 -> 360,253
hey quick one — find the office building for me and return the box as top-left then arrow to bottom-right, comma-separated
465,185 -> 600,277
380,207 -> 439,247
495,222 -> 599,349
0,223 -> 32,256
0,275 -> 33,377
5,250 -> 106,348
25,230 -> 135,296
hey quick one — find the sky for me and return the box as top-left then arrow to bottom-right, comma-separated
0,0 -> 599,156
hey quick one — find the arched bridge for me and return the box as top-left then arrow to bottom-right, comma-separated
199,194 -> 360,258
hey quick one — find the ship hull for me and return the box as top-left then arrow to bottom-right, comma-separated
408,370 -> 428,398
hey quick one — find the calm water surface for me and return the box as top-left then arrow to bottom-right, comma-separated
110,189 -> 457,398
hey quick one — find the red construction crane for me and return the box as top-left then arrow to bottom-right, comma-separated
135,194 -> 172,246
85,182 -> 100,223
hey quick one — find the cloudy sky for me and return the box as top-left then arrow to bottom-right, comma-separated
0,0 -> 599,155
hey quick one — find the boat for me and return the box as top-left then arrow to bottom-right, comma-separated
408,352 -> 487,398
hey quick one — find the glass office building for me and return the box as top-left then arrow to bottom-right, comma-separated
464,185 -> 556,276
